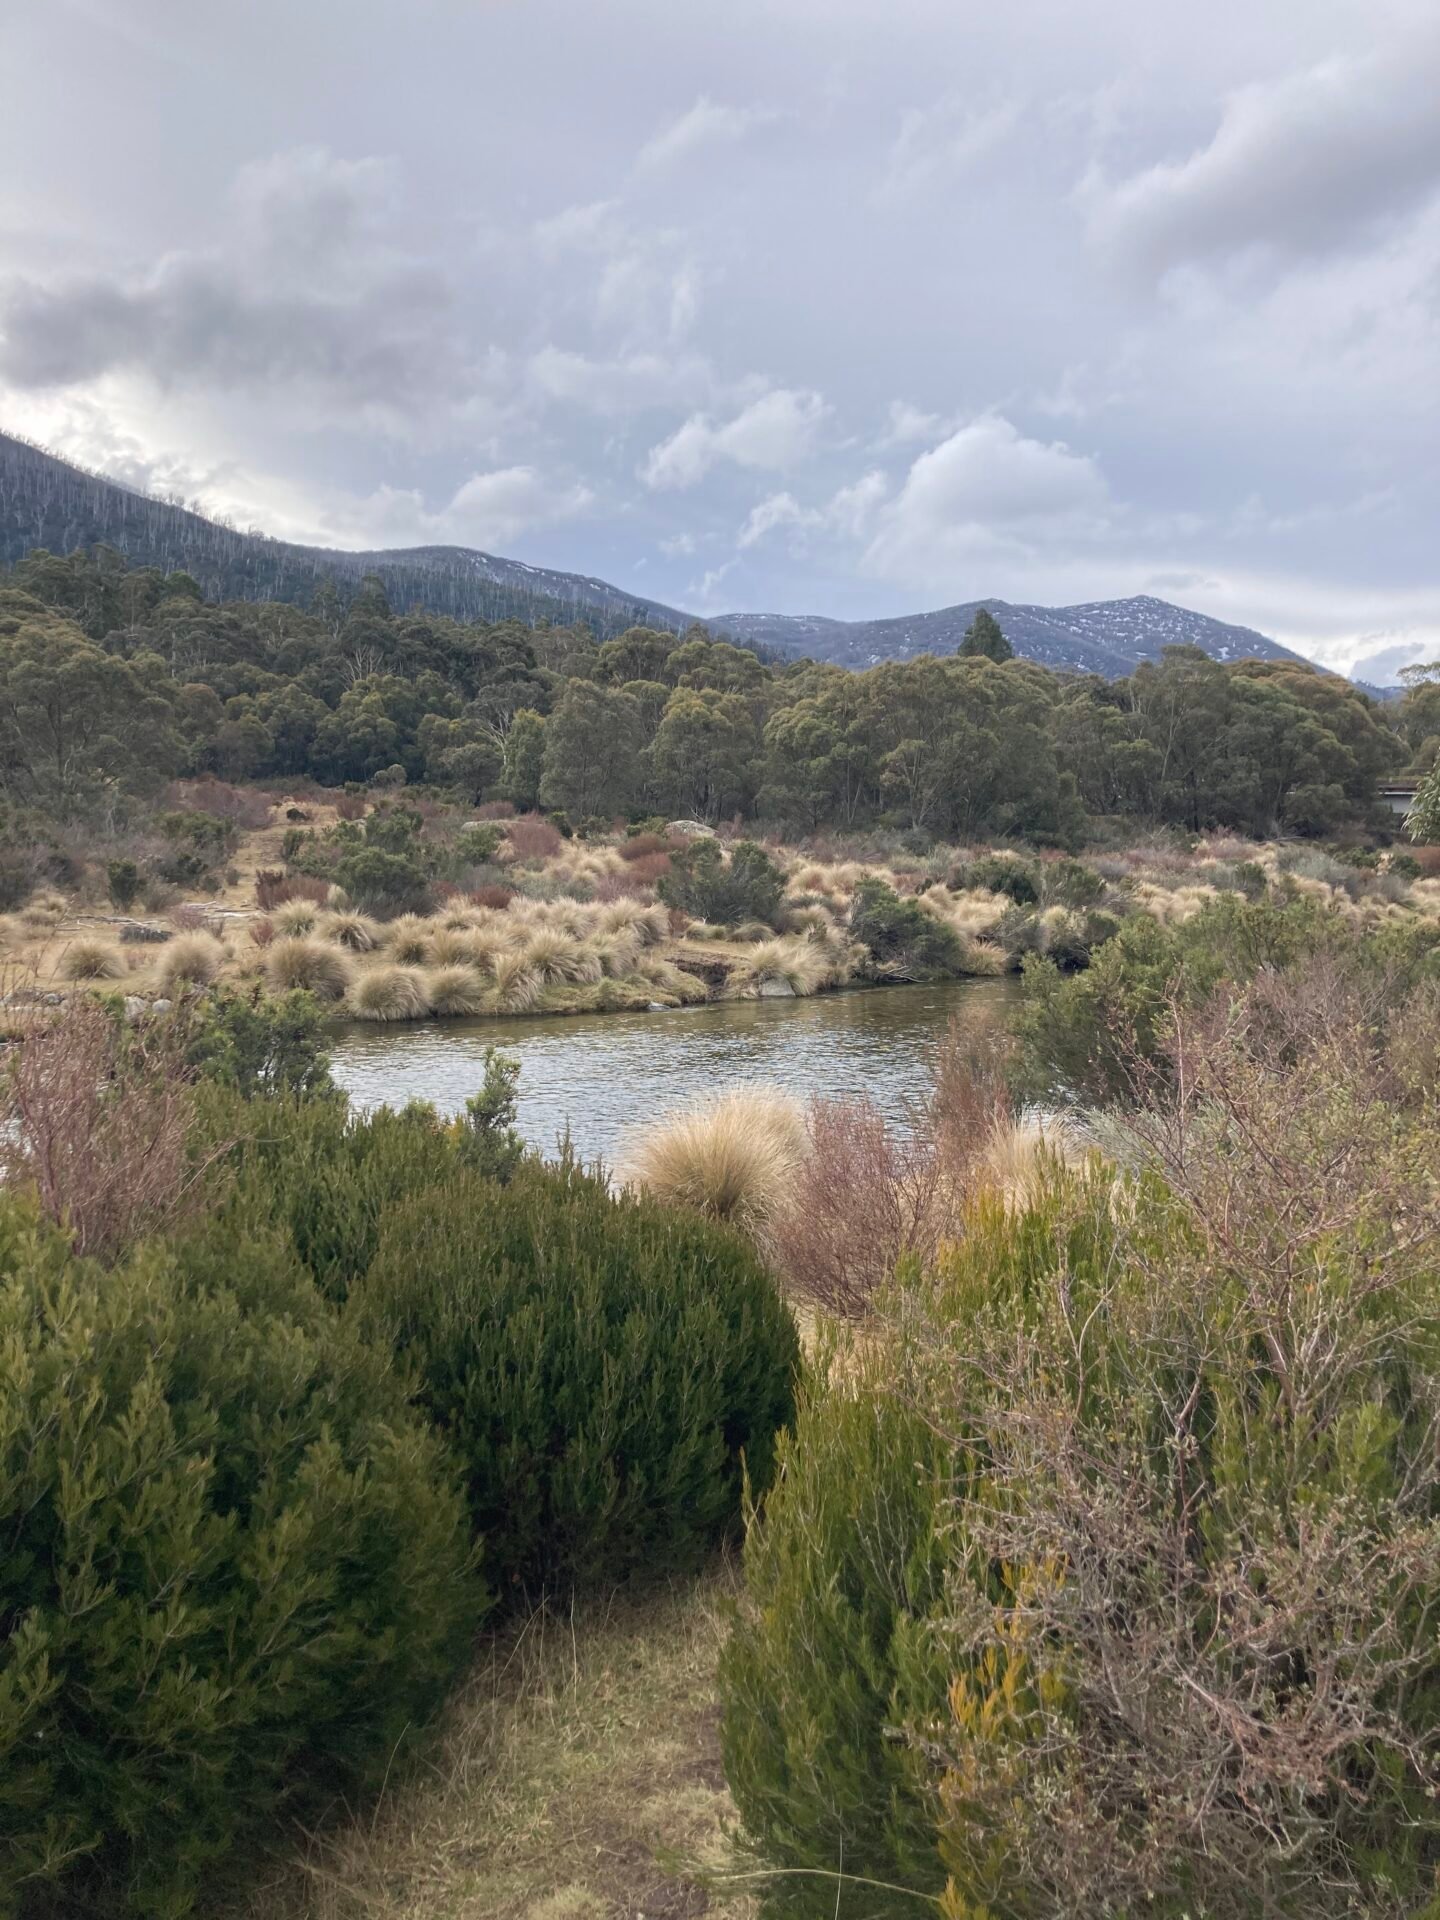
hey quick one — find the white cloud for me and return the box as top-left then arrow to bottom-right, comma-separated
659,531 -> 696,556
691,559 -> 737,607
1085,28 -> 1440,277
738,470 -> 888,549
864,415 -> 1109,587
642,387 -> 829,489
326,466 -> 594,550
875,95 -> 1021,202
638,96 -> 777,171
875,399 -> 951,448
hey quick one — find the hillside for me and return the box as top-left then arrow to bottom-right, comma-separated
1,429 -> 1313,677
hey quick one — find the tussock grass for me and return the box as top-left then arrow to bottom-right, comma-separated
318,910 -> 383,952
264,937 -> 354,1000
385,915 -> 435,965
18,891 -> 68,929
490,950 -> 544,1013
157,933 -> 226,993
347,964 -> 432,1022
425,964 -> 491,1018
623,1088 -> 806,1229
523,929 -> 600,986
731,936 -> 837,997
272,899 -> 322,936
55,938 -> 127,982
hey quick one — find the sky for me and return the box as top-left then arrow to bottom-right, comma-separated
2,0 -> 1438,679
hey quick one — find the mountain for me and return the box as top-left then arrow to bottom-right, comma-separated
1,429 -> 1315,678
714,597 -> 1312,676
0,430 -> 695,639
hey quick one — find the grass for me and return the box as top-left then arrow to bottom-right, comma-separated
348,965 -> 432,1022
320,910 -> 384,953
55,936 -> 127,981
427,964 -> 492,1018
622,1089 -> 806,1230
157,932 -> 227,993
237,1567 -> 756,1920
265,937 -> 355,1000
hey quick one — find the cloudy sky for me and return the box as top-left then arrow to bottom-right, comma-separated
2,0 -> 1438,677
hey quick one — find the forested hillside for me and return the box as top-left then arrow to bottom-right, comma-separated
3,544 -> 1434,913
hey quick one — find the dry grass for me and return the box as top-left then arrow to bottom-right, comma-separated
265,937 -> 355,1001
386,916 -> 436,965
319,911 -> 384,953
347,965 -> 432,1022
237,1568 -> 756,1920
273,898 -> 323,936
729,936 -> 839,998
426,965 -> 492,1018
157,932 -> 227,993
622,1089 -> 806,1230
55,936 -> 128,982
490,950 -> 545,1013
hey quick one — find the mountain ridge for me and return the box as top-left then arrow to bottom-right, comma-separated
0,428 -> 1316,678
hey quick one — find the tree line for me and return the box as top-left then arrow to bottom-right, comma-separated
2,544 -> 1435,846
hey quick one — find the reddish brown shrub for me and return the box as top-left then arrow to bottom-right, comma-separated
254,870 -> 329,910
333,790 -> 367,821
468,884 -> 515,911
249,917 -> 276,947
163,778 -> 272,830
768,1096 -> 949,1318
619,833 -> 670,862
0,999 -> 227,1260
1410,843 -> 1440,877
505,815 -> 564,861
475,799 -> 516,820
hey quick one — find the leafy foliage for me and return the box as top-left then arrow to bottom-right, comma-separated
848,877 -> 964,979
0,1197 -> 479,1917
659,837 -> 786,926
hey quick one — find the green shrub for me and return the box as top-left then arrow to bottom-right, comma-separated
725,990 -> 1440,1919
334,845 -> 431,916
0,1197 -> 479,1917
179,984 -> 337,1100
955,853 -> 1039,904
849,877 -> 963,980
351,1159 -> 801,1592
454,821 -> 504,865
719,1344 -> 954,1916
106,857 -> 142,909
1039,856 -> 1104,907
660,837 -> 785,927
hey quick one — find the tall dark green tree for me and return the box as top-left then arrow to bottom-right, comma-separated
958,606 -> 1013,661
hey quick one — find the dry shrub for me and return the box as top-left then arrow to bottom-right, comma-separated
56,937 -> 127,982
474,799 -> 515,820
254,870 -> 330,911
168,903 -> 210,933
264,937 -> 353,1001
467,883 -> 515,911
157,933 -> 226,994
623,1090 -> 806,1232
163,777 -> 273,829
248,917 -> 275,948
505,815 -> 564,861
0,998 -> 224,1259
618,833 -> 670,862
769,1097 -> 947,1316
333,790 -> 367,821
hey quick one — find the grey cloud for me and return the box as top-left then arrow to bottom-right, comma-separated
1086,28 -> 1440,276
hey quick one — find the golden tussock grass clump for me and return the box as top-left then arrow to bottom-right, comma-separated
955,940 -> 1008,977
385,915 -> 435,965
635,957 -> 708,1003
974,1114 -> 1089,1213
319,909 -> 383,952
157,932 -> 228,993
732,936 -> 837,997
427,926 -> 482,967
941,889 -> 1009,938
426,965 -> 492,1018
18,891 -> 68,930
522,928 -> 598,985
347,964 -> 431,1022
437,908 -> 483,932
1132,882 -> 1221,926
272,898 -> 322,936
489,950 -> 544,1013
55,938 -> 128,982
622,1088 -> 806,1229
590,928 -> 644,977
264,936 -> 354,1000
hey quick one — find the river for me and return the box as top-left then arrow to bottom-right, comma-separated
331,977 -> 1018,1168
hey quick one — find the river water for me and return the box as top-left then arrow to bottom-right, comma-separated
331,978 -> 1017,1169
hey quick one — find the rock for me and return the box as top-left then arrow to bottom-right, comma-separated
647,1001 -> 667,1012
150,998 -> 173,1014
123,997 -> 147,1022
667,819 -> 718,838
757,978 -> 796,997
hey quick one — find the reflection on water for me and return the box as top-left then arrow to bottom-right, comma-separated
331,978 -> 1017,1169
